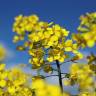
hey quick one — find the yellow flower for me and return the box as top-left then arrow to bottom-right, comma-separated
13,35 -> 20,43
62,29 -> 69,36
65,40 -> 72,46
32,79 -> 45,89
0,64 -> 6,71
38,31 -> 44,39
0,71 -> 8,79
47,57 -> 54,62
53,24 -> 61,31
63,79 -> 70,86
47,84 -> 61,96
73,51 -> 83,59
25,25 -> 33,31
65,47 -> 72,52
0,79 -> 6,87
8,86 -> 16,94
59,57 -> 65,63
47,41 -> 54,47
50,35 -> 59,41
77,52 -> 83,59
15,14 -> 23,21
28,15 -> 39,22
64,40 -> 73,52
87,40 -> 95,47
77,12 -> 96,48
28,33 -> 40,42
33,57 -> 39,63
44,31 -> 51,38
54,55 -> 60,60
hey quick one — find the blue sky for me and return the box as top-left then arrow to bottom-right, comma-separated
0,0 -> 96,66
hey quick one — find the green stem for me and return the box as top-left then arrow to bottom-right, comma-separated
56,60 -> 63,93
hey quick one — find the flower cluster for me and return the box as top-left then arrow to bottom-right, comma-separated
64,63 -> 96,96
73,12 -> 96,48
0,63 -> 71,96
0,63 -> 32,96
13,14 -> 83,70
11,13 -> 96,96
32,78 -> 69,96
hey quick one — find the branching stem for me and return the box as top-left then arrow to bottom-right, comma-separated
56,60 -> 63,93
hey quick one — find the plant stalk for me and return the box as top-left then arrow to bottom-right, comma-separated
56,60 -> 63,93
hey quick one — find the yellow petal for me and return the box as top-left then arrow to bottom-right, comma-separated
59,57 -> 64,63
47,57 -> 53,62
65,47 -> 72,52
65,40 -> 72,46
87,40 -> 95,47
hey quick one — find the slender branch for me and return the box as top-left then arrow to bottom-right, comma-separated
60,59 -> 78,66
44,75 -> 59,78
61,73 -> 68,75
56,60 -> 63,93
